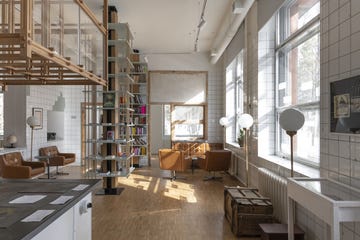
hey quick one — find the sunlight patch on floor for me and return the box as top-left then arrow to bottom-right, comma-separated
117,173 -> 153,191
163,180 -> 197,203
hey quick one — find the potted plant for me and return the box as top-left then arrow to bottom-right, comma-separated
237,128 -> 245,147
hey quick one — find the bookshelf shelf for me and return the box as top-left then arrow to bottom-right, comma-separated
83,6 -> 135,195
130,54 -> 149,167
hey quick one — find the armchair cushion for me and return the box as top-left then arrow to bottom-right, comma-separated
199,150 -> 231,172
39,146 -> 75,166
0,152 -> 45,179
158,149 -> 191,172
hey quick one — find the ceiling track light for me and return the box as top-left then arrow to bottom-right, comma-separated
198,18 -> 206,29
193,0 -> 208,52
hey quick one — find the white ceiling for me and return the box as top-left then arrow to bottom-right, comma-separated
85,0 -> 233,54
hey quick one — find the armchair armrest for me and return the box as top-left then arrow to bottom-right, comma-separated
49,156 -> 66,166
58,153 -> 75,158
22,161 -> 46,168
2,165 -> 31,178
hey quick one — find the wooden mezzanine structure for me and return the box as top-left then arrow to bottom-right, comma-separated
0,0 -> 108,87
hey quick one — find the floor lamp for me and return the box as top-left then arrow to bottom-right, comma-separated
27,116 -> 38,161
219,117 -> 230,147
279,108 -> 305,177
238,113 -> 254,187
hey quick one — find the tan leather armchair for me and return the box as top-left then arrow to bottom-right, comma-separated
158,149 -> 191,181
39,146 -> 75,175
0,152 -> 45,179
199,150 -> 231,180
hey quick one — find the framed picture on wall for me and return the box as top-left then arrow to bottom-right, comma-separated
32,107 -> 43,129
330,76 -> 360,134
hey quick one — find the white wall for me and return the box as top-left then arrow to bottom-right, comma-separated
149,105 -> 169,153
4,86 -> 27,148
3,85 -> 84,164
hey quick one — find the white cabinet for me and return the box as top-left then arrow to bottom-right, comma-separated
32,193 -> 92,240
287,178 -> 360,240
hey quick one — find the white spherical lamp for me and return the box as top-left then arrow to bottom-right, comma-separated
279,108 -> 305,132
279,108 -> 305,177
238,113 -> 254,129
219,117 -> 230,127
27,116 -> 39,128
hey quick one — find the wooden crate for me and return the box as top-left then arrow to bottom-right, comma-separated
259,223 -> 305,240
232,213 -> 274,237
224,186 -> 274,236
224,187 -> 273,222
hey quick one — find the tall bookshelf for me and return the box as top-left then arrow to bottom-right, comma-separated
130,52 -> 149,166
84,6 -> 135,195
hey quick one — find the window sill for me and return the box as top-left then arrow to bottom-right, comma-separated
258,154 -> 320,178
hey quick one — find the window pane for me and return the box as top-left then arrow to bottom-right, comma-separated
163,105 -> 170,136
284,0 -> 320,38
276,0 -> 320,166
278,33 -> 320,107
172,106 -> 204,140
279,107 -> 319,164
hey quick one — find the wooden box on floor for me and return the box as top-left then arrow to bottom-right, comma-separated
259,223 -> 305,240
224,186 -> 274,237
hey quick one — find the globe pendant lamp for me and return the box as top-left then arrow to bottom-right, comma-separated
279,108 -> 305,177
238,113 -> 254,187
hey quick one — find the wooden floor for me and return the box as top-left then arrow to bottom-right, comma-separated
54,157 -> 260,240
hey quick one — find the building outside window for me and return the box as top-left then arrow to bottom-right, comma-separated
225,50 -> 244,144
171,105 -> 205,140
276,0 -> 320,166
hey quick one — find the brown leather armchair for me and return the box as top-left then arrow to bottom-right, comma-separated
199,150 -> 231,180
0,152 -> 45,179
39,146 -> 75,175
158,149 -> 191,181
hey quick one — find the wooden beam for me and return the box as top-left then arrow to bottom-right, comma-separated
75,0 -> 106,35
0,79 -> 99,85
30,41 -> 107,86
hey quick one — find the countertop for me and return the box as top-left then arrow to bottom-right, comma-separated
0,179 -> 101,240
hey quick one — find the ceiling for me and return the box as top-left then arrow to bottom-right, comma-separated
85,0 -> 233,54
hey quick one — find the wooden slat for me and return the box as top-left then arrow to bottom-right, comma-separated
0,79 -> 98,85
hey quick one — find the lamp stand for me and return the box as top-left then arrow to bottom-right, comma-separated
245,127 -> 249,187
286,130 -> 297,177
30,126 -> 34,161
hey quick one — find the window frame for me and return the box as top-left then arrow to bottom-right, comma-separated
225,50 -> 244,144
275,0 -> 320,167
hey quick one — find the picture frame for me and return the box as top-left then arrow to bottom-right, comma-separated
32,107 -> 43,129
330,76 -> 360,134
103,92 -> 115,108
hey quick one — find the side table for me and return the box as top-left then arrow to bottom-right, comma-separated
35,155 -> 56,179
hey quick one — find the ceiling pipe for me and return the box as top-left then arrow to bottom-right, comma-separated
210,0 -> 255,64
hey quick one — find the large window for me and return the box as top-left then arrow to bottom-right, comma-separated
225,50 -> 244,143
276,0 -> 320,166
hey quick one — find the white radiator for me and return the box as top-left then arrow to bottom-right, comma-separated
258,167 -> 288,223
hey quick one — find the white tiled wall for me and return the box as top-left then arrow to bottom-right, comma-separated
26,86 -> 65,160
223,0 -> 360,239
26,85 -> 84,164
320,0 -> 360,238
